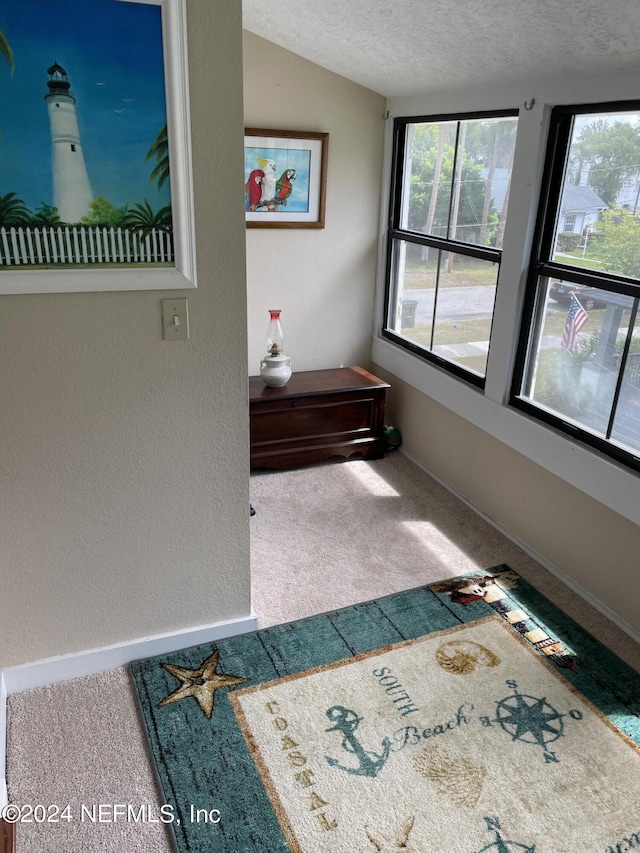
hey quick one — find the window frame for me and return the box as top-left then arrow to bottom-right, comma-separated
510,100 -> 640,472
382,109 -> 519,390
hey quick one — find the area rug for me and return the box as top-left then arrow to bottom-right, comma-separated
130,565 -> 640,853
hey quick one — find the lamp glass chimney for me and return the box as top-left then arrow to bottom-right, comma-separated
266,310 -> 284,355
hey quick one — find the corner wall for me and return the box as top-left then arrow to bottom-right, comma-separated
243,32 -> 386,375
374,368 -> 640,635
0,0 -> 251,669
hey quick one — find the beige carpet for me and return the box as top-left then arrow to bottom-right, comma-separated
6,452 -> 640,852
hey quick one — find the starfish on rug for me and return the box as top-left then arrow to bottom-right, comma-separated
158,650 -> 247,719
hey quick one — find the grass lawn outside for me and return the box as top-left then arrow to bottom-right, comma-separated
402,255 -> 498,289
447,353 -> 487,375
399,307 -> 607,381
402,250 -> 604,290
553,251 -> 604,270
403,319 -> 490,346
401,309 -> 606,348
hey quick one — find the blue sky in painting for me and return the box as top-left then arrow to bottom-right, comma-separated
244,146 -> 312,212
0,0 -> 169,215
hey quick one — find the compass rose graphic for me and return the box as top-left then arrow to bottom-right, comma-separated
487,680 -> 583,763
473,817 -> 535,852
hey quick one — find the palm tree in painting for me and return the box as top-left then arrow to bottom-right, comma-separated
30,203 -> 61,228
0,29 -> 14,76
124,200 -> 172,239
145,124 -> 170,190
0,192 -> 30,227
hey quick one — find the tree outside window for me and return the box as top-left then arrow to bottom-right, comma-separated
512,102 -> 640,471
384,111 -> 518,385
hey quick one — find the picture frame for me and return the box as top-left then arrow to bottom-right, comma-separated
244,129 -> 328,229
0,0 -> 196,294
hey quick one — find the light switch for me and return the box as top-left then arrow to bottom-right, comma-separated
162,298 -> 189,340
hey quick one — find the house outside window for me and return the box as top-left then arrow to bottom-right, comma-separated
511,101 -> 640,471
382,111 -> 518,387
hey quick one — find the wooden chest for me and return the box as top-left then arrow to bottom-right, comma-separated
249,366 -> 390,470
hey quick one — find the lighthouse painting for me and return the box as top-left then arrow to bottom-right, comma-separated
45,62 -> 94,223
0,0 -> 187,286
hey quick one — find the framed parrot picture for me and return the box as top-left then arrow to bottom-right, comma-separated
244,129 -> 328,228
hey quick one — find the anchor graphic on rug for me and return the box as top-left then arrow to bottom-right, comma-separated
324,705 -> 391,777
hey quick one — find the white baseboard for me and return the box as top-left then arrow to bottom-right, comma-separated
0,612 -> 258,808
1,612 -> 258,696
400,449 -> 640,647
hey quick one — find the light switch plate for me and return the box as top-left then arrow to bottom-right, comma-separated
162,298 -> 189,340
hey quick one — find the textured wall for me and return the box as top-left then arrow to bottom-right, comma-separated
243,32 -> 386,377
0,0 -> 251,669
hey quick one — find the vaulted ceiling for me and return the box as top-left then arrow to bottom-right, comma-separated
242,0 -> 640,98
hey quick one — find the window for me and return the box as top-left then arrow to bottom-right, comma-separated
383,111 -> 518,386
563,214 -> 576,232
512,101 -> 640,471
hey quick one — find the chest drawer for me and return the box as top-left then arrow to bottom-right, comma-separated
250,391 -> 378,444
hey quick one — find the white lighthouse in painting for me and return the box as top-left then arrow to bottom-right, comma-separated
44,62 -> 93,223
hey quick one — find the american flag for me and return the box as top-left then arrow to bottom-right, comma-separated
561,293 -> 589,352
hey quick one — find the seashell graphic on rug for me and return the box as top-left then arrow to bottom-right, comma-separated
414,744 -> 487,808
435,639 -> 501,675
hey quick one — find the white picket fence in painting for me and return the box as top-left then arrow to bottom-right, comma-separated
0,225 -> 173,266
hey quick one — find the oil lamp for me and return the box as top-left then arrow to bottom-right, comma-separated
259,309 -> 292,387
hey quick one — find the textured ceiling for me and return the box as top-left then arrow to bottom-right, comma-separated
242,0 -> 640,97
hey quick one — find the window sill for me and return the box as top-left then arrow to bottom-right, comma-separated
372,335 -> 640,527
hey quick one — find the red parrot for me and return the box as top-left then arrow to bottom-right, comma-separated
245,169 -> 265,211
